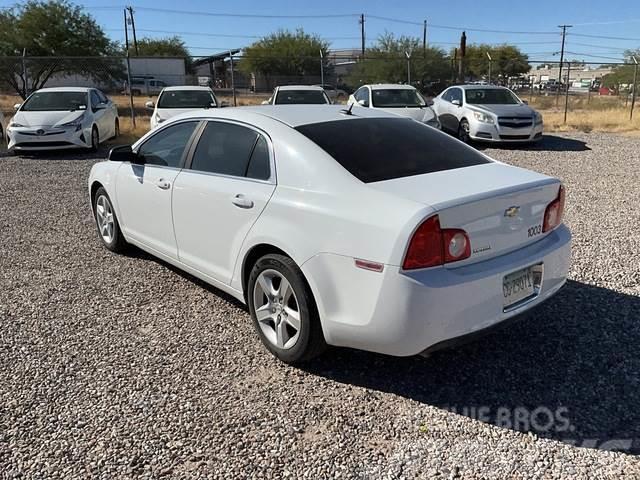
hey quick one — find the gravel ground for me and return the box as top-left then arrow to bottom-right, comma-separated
1,133 -> 639,479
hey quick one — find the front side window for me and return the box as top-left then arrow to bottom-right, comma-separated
137,121 -> 198,168
465,88 -> 520,105
90,91 -> 101,111
295,118 -> 490,183
190,121 -> 270,179
450,88 -> 463,104
21,91 -> 88,112
371,89 -> 425,108
274,90 -> 329,105
158,90 -> 216,109
354,88 -> 369,106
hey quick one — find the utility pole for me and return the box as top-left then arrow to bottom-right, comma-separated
486,51 -> 492,84
319,49 -> 324,86
229,51 -> 237,107
123,8 -> 135,128
563,61 -> 571,123
423,20 -> 427,58
458,31 -> 466,83
557,24 -> 572,106
359,14 -> 365,58
127,6 -> 139,55
631,56 -> 638,120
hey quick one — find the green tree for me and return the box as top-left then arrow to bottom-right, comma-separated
0,0 -> 121,98
346,33 -> 450,92
239,29 -> 329,84
602,49 -> 639,91
462,44 -> 530,82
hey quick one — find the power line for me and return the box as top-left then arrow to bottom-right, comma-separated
569,32 -> 640,41
133,7 -> 360,19
366,15 -> 558,34
106,28 -> 360,40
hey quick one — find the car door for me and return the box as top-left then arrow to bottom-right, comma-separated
97,89 -> 117,138
437,88 -> 461,133
172,120 -> 276,285
89,90 -> 109,141
115,120 -> 200,259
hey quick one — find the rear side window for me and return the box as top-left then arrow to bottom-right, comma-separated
295,118 -> 491,183
190,121 -> 270,180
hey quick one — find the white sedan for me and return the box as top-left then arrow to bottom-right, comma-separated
348,84 -> 440,129
262,85 -> 331,105
7,87 -> 119,152
146,86 -> 219,130
89,106 -> 571,363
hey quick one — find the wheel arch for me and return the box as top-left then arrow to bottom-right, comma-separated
90,180 -> 104,211
241,243 -> 291,302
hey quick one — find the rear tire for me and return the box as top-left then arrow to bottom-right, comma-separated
93,187 -> 128,253
247,254 -> 326,363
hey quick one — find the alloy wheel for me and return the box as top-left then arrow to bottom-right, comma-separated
95,195 -> 115,244
252,269 -> 301,349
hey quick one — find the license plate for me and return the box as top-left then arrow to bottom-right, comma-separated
503,266 -> 535,309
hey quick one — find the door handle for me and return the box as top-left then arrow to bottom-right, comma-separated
232,194 -> 254,209
156,178 -> 171,190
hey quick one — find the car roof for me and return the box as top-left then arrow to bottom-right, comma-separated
33,87 -> 92,93
162,86 -> 212,91
454,84 -> 510,90
276,85 -> 325,91
367,84 -> 416,90
168,105 -> 401,128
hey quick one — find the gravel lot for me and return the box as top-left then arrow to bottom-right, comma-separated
1,133 -> 639,479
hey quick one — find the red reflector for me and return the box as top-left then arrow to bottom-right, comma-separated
543,185 -> 566,232
355,258 -> 384,272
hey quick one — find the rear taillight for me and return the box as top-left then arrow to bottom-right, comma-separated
543,185 -> 566,232
403,215 -> 471,270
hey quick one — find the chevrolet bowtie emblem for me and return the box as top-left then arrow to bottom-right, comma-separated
504,206 -> 520,217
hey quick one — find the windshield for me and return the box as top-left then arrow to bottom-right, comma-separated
275,90 -> 329,105
295,118 -> 490,183
157,90 -> 216,109
371,89 -> 425,108
465,88 -> 520,105
21,91 -> 88,112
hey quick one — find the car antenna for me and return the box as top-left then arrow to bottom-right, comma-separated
340,103 -> 355,116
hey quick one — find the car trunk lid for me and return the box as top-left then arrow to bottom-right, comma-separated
368,163 -> 561,266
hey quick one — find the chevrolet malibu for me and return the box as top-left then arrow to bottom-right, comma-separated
7,87 -> 119,152
433,85 -> 543,143
88,106 -> 570,363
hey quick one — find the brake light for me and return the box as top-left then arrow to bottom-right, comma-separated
403,215 -> 471,270
543,185 -> 566,232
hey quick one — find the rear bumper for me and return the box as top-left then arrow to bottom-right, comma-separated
302,224 -> 571,357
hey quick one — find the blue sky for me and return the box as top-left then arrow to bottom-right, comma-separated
3,0 -> 640,63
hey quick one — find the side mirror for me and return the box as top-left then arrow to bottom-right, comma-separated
357,99 -> 367,106
108,145 -> 143,164
145,101 -> 154,109
13,103 -> 22,111
452,99 -> 461,106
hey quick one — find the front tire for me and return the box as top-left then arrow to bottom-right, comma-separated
247,254 -> 326,363
93,187 -> 128,253
113,118 -> 120,139
458,118 -> 471,143
89,126 -> 99,152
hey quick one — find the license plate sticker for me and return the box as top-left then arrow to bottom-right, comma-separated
503,266 -> 536,308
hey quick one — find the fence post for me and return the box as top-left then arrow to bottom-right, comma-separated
229,50 -> 237,107
630,57 -> 638,121
319,49 -> 324,86
22,48 -> 28,97
125,51 -> 136,129
563,62 -> 571,124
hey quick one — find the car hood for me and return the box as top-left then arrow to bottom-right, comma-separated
155,107 -> 214,121
374,106 -> 437,122
467,103 -> 535,117
13,110 -> 86,128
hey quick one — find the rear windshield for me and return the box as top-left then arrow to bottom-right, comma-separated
275,90 -> 329,105
371,89 -> 425,108
295,118 -> 491,183
158,90 -> 216,109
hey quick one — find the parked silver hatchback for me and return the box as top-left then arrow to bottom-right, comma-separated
432,85 -> 543,143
